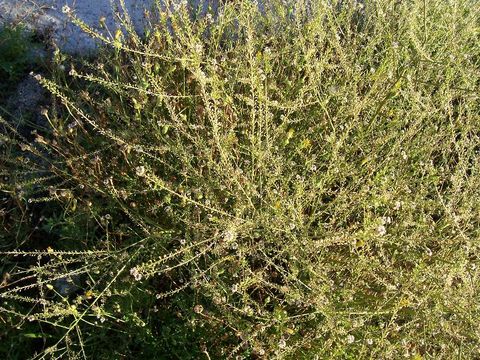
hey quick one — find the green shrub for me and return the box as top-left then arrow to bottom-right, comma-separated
1,0 -> 480,358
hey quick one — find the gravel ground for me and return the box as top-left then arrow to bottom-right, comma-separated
0,0 -> 162,54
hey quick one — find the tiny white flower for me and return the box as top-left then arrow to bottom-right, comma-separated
197,70 -> 206,82
394,200 -> 401,210
224,229 -> 236,242
382,216 -> 392,224
278,338 -> 287,349
346,334 -> 355,344
194,43 -> 203,54
62,5 -> 71,14
377,225 -> 387,236
136,166 -> 146,177
130,267 -> 142,281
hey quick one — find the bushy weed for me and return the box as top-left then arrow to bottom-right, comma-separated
1,0 -> 480,358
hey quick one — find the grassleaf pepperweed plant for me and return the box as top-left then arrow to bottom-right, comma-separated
1,0 -> 480,358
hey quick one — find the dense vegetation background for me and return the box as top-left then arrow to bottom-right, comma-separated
1,0 -> 480,358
